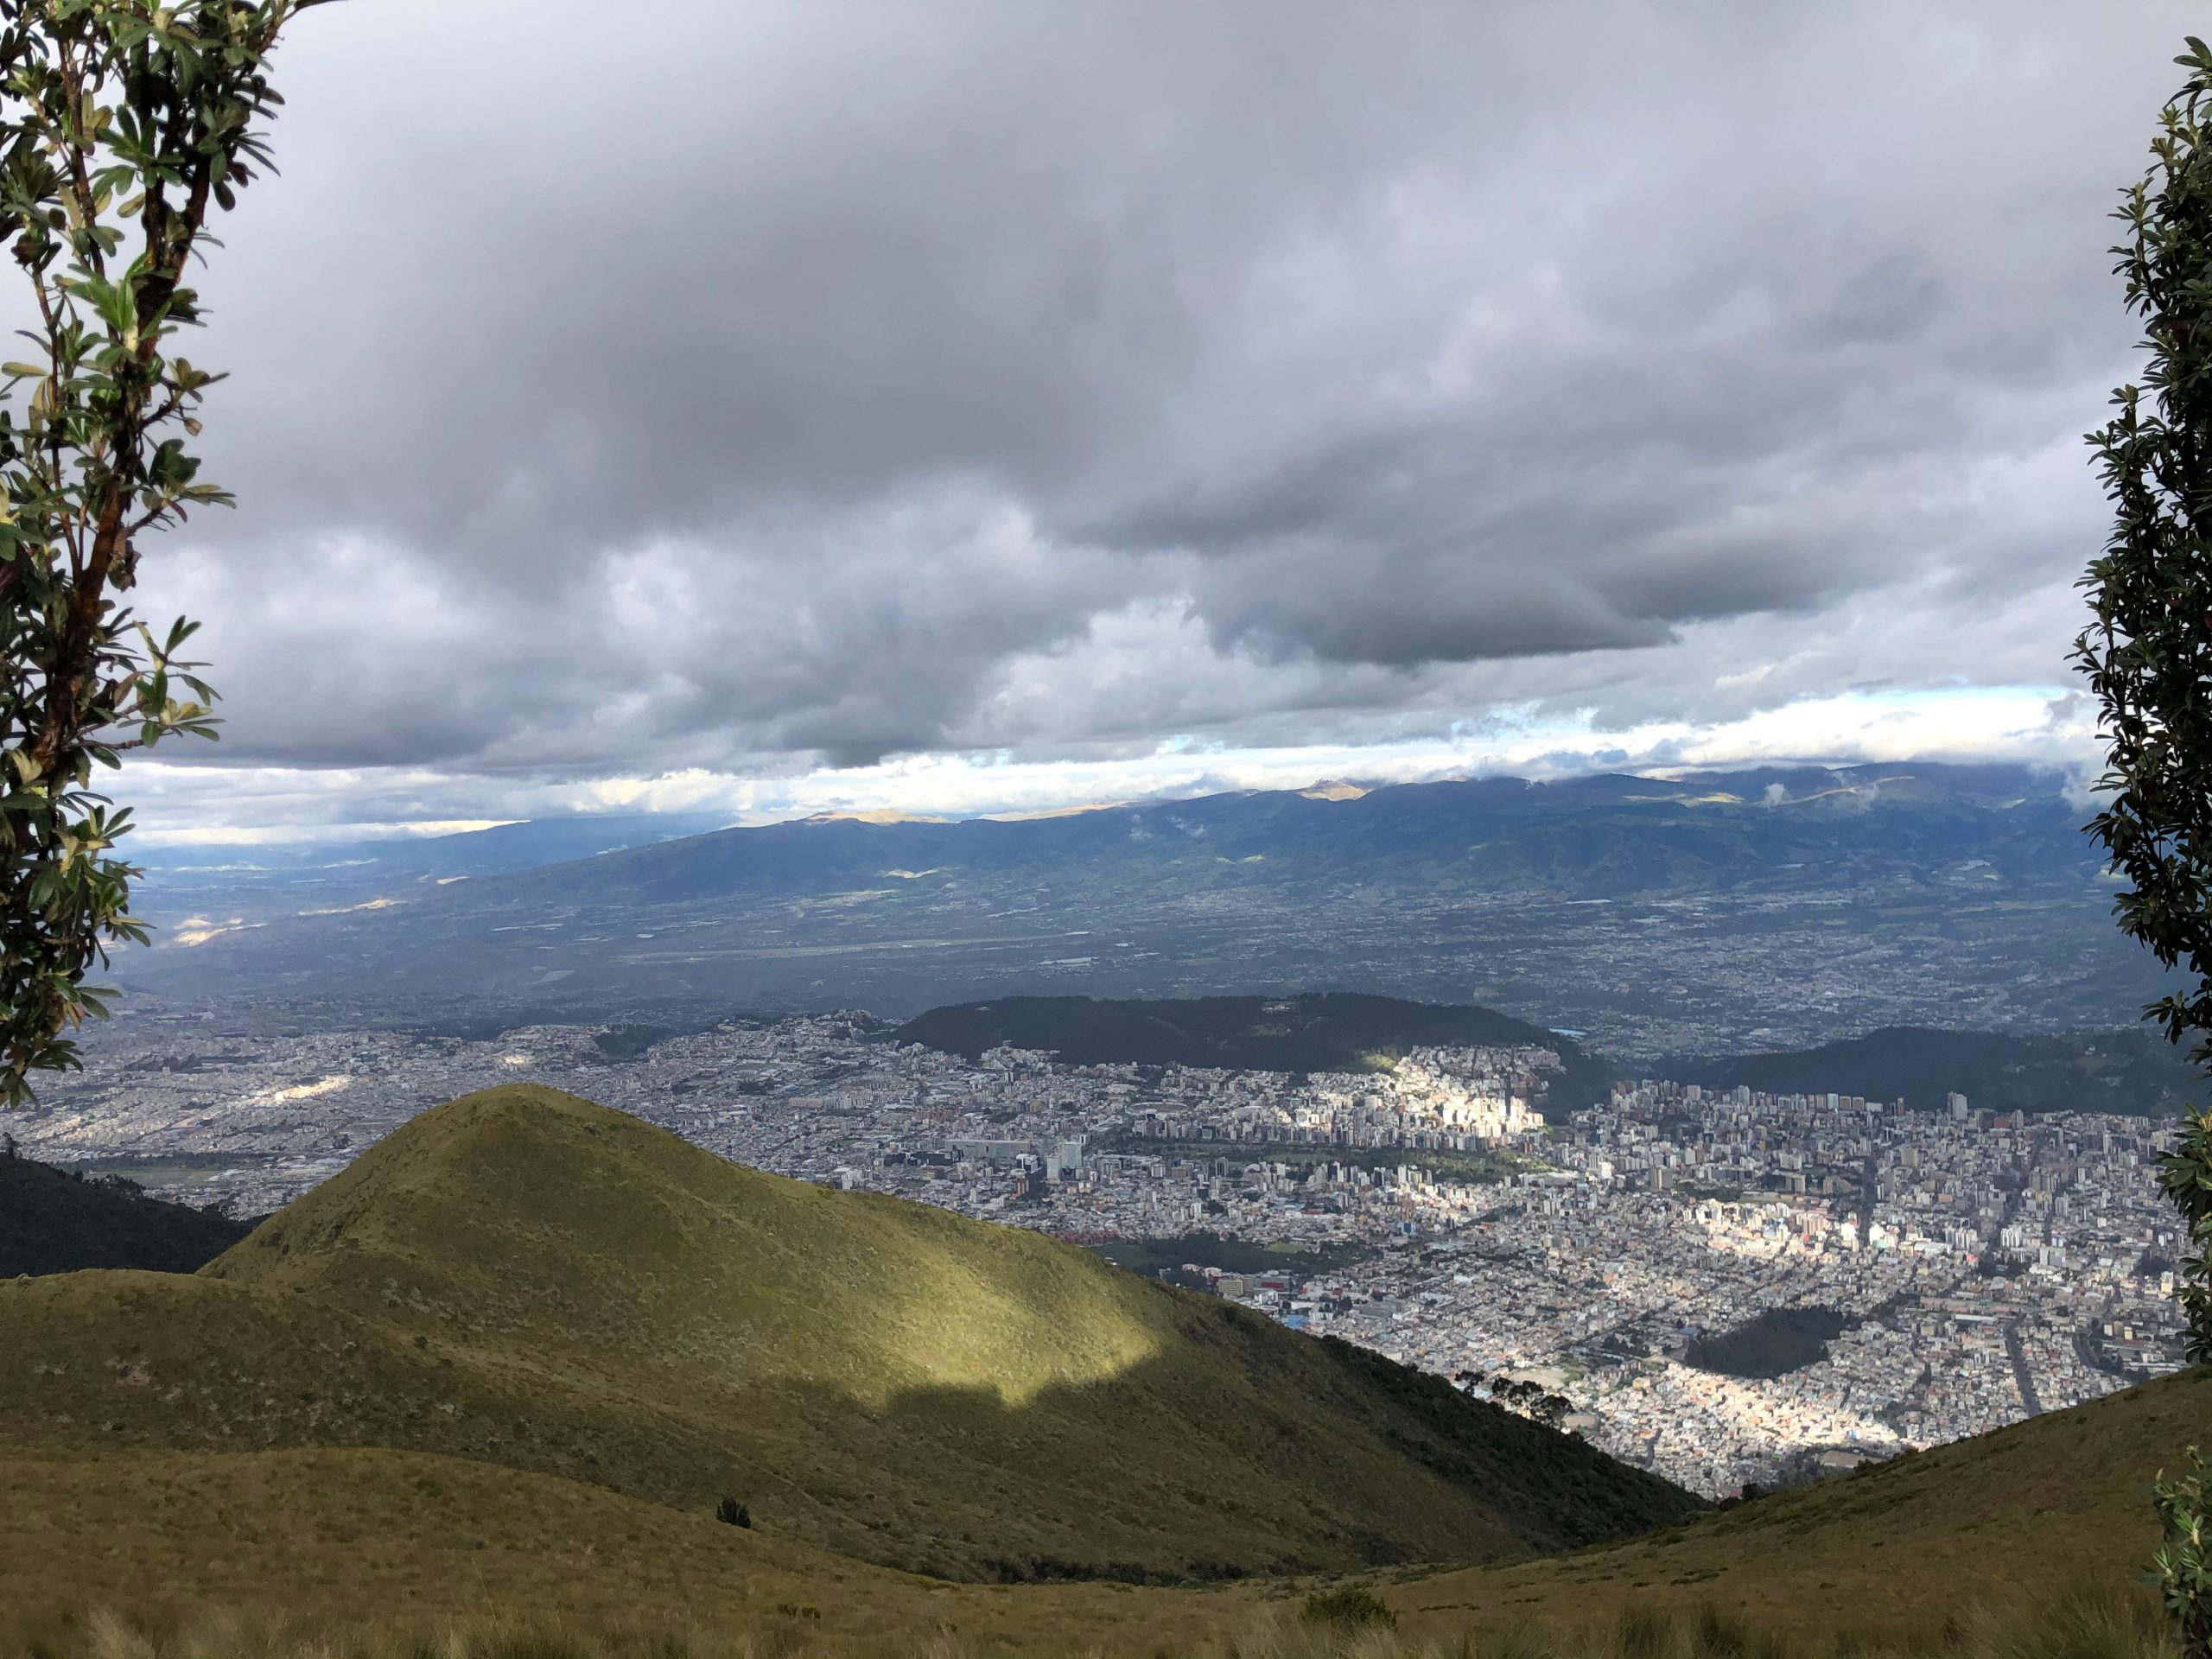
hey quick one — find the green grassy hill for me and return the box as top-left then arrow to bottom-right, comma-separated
0,1153 -> 251,1276
0,1084 -> 1694,1583
1386,1364 -> 2212,1635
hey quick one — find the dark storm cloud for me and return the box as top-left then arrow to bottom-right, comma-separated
126,0 -> 2199,779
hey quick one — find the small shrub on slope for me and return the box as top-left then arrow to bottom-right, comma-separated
1297,1587 -> 1396,1632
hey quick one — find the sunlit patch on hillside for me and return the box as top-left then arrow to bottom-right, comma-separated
853,1236 -> 1169,1410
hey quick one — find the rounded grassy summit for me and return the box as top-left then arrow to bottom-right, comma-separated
0,1084 -> 1695,1583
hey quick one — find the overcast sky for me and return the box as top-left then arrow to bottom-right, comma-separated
110,0 -> 2199,841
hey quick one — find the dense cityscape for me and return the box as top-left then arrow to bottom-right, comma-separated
8,1000 -> 2184,1501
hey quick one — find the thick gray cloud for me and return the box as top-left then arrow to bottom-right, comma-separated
110,0 -> 2199,800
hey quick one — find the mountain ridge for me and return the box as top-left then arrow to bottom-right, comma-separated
141,762 -> 2101,925
121,762 -> 2164,1055
469,763 -> 2096,908
0,1084 -> 1698,1581
896,991 -> 1582,1071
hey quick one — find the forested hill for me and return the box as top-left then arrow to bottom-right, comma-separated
899,999 -> 2201,1121
896,993 -> 1614,1103
0,1154 -> 252,1277
1661,1026 -> 2202,1117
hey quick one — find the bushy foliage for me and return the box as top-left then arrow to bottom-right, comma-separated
2075,35 -> 2212,1659
1464,1370 -> 1576,1432
2157,1450 -> 2212,1655
1296,1586 -> 1396,1630
2077,32 -> 2212,1349
0,0 -> 322,1106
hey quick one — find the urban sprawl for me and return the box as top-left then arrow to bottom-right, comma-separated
10,1007 -> 2186,1500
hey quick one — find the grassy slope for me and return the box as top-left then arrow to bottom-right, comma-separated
1385,1365 -> 2212,1634
0,1446 -> 1251,1651
0,1155 -> 250,1276
0,1084 -> 1695,1582
3,1376 -> 2204,1653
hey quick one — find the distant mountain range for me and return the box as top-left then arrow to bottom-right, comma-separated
448,763 -> 2099,908
130,810 -> 741,923
137,763 -> 2092,916
121,762 -> 2167,1058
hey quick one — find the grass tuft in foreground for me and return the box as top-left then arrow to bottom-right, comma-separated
2,1583 -> 2183,1659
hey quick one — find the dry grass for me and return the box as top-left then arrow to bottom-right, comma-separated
3,1372 -> 2208,1654
0,1449 -> 1254,1656
1390,1367 -> 2212,1635
0,1584 -> 2182,1659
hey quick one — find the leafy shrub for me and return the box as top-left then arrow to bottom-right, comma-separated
2077,33 -> 2212,1659
714,1497 -> 750,1528
2156,1449 -> 2212,1653
1298,1586 -> 1395,1630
